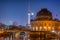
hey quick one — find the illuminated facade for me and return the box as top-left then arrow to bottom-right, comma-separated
31,8 -> 60,32
30,8 -> 60,40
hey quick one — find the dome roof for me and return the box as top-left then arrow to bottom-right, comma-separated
37,8 -> 52,16
36,8 -> 52,20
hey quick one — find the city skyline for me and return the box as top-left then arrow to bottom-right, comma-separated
0,0 -> 60,25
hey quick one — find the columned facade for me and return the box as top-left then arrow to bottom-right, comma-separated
30,8 -> 60,40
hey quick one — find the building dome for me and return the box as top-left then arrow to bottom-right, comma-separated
36,8 -> 52,20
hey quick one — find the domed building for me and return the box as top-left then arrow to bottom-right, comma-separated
36,8 -> 52,20
30,8 -> 60,40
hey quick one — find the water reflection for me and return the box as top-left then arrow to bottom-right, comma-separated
3,32 -> 30,40
0,31 -> 60,40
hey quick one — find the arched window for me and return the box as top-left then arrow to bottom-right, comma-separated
48,26 -> 51,31
52,27 -> 55,30
36,26 -> 38,31
40,26 -> 42,31
33,27 -> 35,31
44,26 -> 47,31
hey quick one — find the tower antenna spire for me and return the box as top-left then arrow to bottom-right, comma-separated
28,0 -> 30,13
28,0 -> 34,26
28,0 -> 31,25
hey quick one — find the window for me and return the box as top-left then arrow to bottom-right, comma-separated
48,26 -> 51,31
44,26 -> 47,31
36,26 -> 38,31
40,26 -> 42,31
33,27 -> 35,31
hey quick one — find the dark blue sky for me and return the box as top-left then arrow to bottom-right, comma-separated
0,0 -> 60,25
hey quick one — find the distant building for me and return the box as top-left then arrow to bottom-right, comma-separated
9,22 -> 19,30
13,22 -> 18,26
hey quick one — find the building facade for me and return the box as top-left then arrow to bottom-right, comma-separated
30,8 -> 60,40
31,8 -> 60,31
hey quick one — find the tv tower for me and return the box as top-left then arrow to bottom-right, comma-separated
28,0 -> 34,25
28,0 -> 30,25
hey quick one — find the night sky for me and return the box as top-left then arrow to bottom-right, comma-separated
0,0 -> 60,25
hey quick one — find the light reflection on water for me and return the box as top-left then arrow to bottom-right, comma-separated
4,38 -> 59,40
1,32 -> 30,40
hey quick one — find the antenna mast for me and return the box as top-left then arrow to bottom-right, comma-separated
28,0 -> 31,25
